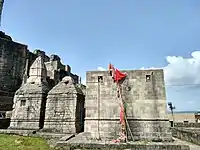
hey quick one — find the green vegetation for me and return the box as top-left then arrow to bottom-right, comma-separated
0,134 -> 55,150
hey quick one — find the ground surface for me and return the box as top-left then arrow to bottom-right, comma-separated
0,133 -> 200,150
0,134 -> 55,150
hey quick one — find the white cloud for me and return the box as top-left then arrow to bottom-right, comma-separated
163,51 -> 200,85
139,51 -> 200,85
97,67 -> 106,71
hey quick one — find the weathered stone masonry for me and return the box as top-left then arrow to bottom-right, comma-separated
0,37 -> 29,111
85,70 -> 172,141
0,38 -> 49,112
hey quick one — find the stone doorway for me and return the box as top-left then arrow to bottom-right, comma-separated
39,95 -> 47,129
75,95 -> 85,133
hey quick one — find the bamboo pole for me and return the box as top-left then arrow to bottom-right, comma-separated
117,83 -> 134,142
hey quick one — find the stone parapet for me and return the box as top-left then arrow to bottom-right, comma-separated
174,122 -> 200,128
171,127 -> 200,146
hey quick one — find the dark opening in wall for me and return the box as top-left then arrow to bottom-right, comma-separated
64,81 -> 69,84
98,76 -> 103,83
20,100 -> 26,107
146,75 -> 151,82
169,121 -> 174,127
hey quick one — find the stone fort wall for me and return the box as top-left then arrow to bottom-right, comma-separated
85,69 -> 172,141
0,38 -> 29,111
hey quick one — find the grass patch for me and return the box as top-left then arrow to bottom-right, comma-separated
0,134 -> 55,150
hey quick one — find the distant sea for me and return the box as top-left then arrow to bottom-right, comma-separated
167,111 -> 197,114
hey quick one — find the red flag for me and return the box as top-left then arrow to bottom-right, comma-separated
114,69 -> 127,83
108,63 -> 127,82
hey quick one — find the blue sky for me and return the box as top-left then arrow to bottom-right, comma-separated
2,0 -> 200,111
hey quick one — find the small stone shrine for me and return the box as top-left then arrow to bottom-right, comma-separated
9,56 -> 50,129
43,76 -> 85,134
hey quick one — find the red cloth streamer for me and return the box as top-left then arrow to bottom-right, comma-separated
120,105 -> 125,125
109,63 -> 127,143
114,69 -> 127,83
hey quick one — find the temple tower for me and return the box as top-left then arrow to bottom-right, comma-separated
9,56 -> 50,129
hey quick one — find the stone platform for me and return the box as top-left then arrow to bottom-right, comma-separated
55,132 -> 190,150
56,140 -> 190,150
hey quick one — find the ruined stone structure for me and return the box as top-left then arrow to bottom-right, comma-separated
9,55 -> 85,132
2,54 -> 192,149
43,76 -> 85,134
2,40 -> 172,142
0,36 -> 80,112
85,70 -> 172,141
45,54 -> 79,86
